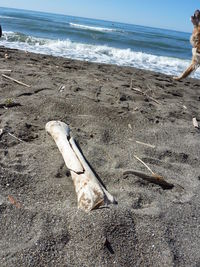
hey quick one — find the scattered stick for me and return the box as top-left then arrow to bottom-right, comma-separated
0,129 -> 3,137
77,114 -> 94,117
8,132 -> 23,142
193,117 -> 199,128
146,95 -> 161,105
0,127 -> 23,141
131,86 -> 161,104
0,69 -> 12,72
0,102 -> 21,109
2,74 -> 31,88
130,78 -> 133,89
128,124 -> 132,129
136,141 -> 155,148
8,195 -> 21,208
58,85 -> 65,92
131,87 -> 142,94
130,155 -> 174,189
123,170 -> 174,189
4,54 -> 10,59
134,155 -> 154,174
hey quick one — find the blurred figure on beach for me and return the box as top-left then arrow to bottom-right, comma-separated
0,24 -> 2,37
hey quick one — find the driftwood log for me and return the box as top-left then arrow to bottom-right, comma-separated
46,121 -> 116,212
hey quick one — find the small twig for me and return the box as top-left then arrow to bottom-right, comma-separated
58,85 -> 65,92
0,69 -> 12,72
132,87 -> 142,93
76,114 -> 94,117
131,155 -> 174,189
136,140 -> 155,148
130,78 -> 133,89
8,132 -> 23,142
0,128 -> 3,137
8,195 -> 21,208
193,117 -> 199,128
123,170 -> 174,189
131,87 -> 161,104
2,74 -> 31,88
134,155 -> 154,174
0,102 -> 21,109
146,95 -> 161,104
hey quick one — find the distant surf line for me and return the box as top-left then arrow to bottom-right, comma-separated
69,22 -> 121,33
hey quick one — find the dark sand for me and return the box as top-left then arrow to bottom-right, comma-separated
0,46 -> 200,267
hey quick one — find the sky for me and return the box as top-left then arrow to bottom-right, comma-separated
0,0 -> 200,32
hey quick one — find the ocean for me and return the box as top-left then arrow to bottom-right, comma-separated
1,7 -> 199,79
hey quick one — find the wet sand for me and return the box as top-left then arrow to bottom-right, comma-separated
0,46 -> 200,266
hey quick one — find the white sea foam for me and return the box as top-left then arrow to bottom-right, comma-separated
0,15 -> 20,19
69,23 -> 119,33
2,31 -> 200,79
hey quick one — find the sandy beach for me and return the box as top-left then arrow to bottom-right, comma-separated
0,46 -> 200,266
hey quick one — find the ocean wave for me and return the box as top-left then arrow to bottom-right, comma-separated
0,15 -> 12,19
0,15 -> 20,19
2,31 -> 47,45
69,23 -> 120,33
1,31 -> 199,79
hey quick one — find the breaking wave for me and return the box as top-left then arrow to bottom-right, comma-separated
1,31 -> 199,78
69,23 -> 121,33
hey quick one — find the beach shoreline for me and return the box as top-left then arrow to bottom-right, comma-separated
0,46 -> 200,266
1,5 -> 198,80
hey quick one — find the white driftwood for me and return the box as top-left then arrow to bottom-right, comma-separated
193,117 -> 199,128
2,74 -> 31,88
46,121 -> 116,212
0,128 -> 3,137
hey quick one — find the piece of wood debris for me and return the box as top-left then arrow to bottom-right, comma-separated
58,85 -> 65,92
123,170 -> 174,189
193,118 -> 199,128
134,154 -> 154,174
46,121 -> 116,212
8,195 -> 21,208
131,85 -> 161,105
0,101 -> 21,109
4,53 -> 10,59
146,95 -> 161,105
2,74 -> 31,88
136,140 -> 155,148
128,124 -> 132,129
129,155 -> 174,189
8,132 -> 23,142
130,78 -> 133,89
0,69 -> 12,72
132,87 -> 142,94
0,129 -> 3,137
